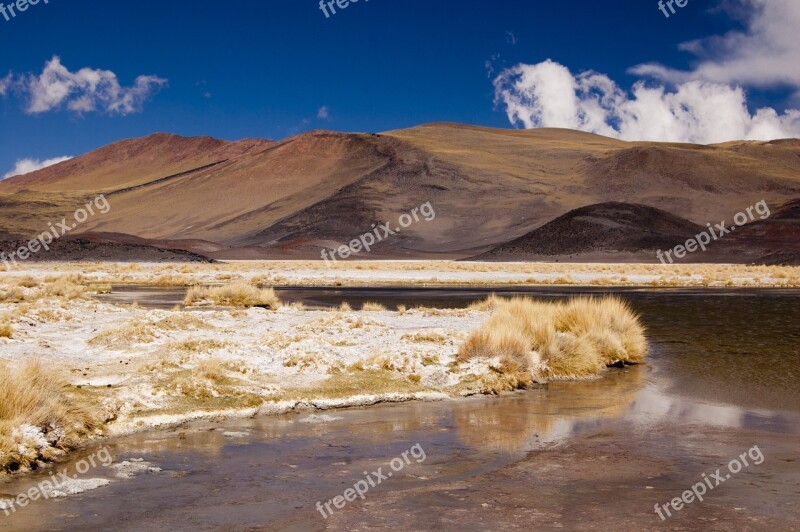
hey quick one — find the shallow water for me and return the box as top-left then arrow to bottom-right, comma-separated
9,287 -> 797,530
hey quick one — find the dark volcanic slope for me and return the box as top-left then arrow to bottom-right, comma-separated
725,198 -> 800,265
474,203 -> 703,260
0,236 -> 213,264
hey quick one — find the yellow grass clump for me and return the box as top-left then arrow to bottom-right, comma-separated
184,282 -> 280,309
361,302 -> 387,311
0,286 -> 27,304
14,276 -> 39,289
88,320 -> 156,349
40,276 -> 86,300
458,296 -> 647,392
0,318 -> 12,339
0,360 -> 101,473
402,331 -> 448,344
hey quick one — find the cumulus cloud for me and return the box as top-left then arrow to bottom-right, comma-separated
493,1 -> 800,143
1,56 -> 166,115
631,0 -> 800,91
494,60 -> 800,144
317,105 -> 330,120
3,156 -> 73,180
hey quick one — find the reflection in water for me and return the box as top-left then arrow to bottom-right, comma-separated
2,361 -> 799,530
455,366 -> 644,453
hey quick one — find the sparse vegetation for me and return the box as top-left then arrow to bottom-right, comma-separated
154,313 -> 211,331
402,331 -> 448,344
40,276 -> 87,300
88,320 -> 157,348
154,357 -> 263,407
184,282 -> 280,308
0,286 -> 27,303
167,339 -> 228,353
288,369 -> 426,400
150,274 -> 191,286
0,316 -> 13,339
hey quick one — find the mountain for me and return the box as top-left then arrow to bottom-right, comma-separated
1,123 -> 799,262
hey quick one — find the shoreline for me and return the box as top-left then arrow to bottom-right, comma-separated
2,260 -> 797,478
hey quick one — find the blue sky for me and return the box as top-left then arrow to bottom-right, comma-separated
1,0 -> 798,177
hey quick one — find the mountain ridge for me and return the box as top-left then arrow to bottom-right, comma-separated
1,123 -> 798,262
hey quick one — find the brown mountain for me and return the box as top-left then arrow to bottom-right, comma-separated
1,123 -> 799,261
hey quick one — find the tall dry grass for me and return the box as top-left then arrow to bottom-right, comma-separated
184,282 -> 280,309
458,296 -> 646,391
0,310 -> 13,338
0,360 -> 101,472
40,275 -> 87,300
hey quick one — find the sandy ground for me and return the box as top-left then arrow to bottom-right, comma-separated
3,260 -> 800,288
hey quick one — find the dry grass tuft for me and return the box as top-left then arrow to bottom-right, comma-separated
361,302 -> 386,311
154,313 -> 211,331
156,357 -> 262,406
458,296 -> 647,391
0,360 -> 101,473
14,276 -> 39,289
167,339 -> 228,353
467,293 -> 505,311
0,286 -> 27,304
40,276 -> 86,300
402,331 -> 448,344
150,274 -> 190,287
88,320 -> 156,349
289,369 -> 425,400
184,282 -> 280,309
0,319 -> 12,339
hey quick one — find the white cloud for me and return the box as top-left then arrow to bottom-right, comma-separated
492,1 -> 800,143
0,73 -> 11,96
317,105 -> 330,120
2,56 -> 166,115
493,60 -> 800,144
3,156 -> 73,179
631,0 -> 800,90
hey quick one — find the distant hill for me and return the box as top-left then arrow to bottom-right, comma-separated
1,123 -> 799,262
472,200 -> 800,264
471,202 -> 703,262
